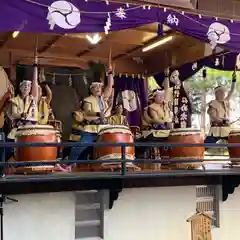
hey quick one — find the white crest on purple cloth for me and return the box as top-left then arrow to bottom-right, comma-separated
122,90 -> 138,112
47,1 -> 81,30
207,22 -> 230,49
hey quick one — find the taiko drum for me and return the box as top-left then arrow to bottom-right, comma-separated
94,125 -> 135,168
15,125 -> 57,173
228,129 -> 240,165
168,128 -> 204,168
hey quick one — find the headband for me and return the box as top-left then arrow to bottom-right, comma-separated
90,82 -> 104,89
153,89 -> 165,97
20,80 -> 31,86
214,86 -> 226,93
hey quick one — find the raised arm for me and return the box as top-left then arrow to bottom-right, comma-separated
103,47 -> 114,99
31,60 -> 39,102
163,68 -> 170,102
45,85 -> 52,106
226,71 -> 236,100
103,73 -> 114,99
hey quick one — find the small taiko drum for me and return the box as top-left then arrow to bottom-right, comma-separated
15,124 -> 57,174
168,128 -> 204,169
228,129 -> 240,165
94,125 -> 136,171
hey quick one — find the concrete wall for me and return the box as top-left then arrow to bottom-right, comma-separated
3,186 -> 240,240
105,187 -> 240,240
4,192 -> 75,240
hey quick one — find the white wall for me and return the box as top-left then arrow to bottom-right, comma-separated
3,186 -> 240,240
213,187 -> 240,239
104,187 -> 196,240
3,192 -> 75,240
105,186 -> 240,240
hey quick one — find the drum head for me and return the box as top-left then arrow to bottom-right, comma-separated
98,125 -> 131,135
17,124 -> 55,131
170,128 -> 202,136
229,129 -> 240,135
0,67 -> 10,100
16,124 -> 56,137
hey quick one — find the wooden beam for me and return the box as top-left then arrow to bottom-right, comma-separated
38,34 -> 64,54
113,30 -> 174,61
0,32 -> 13,49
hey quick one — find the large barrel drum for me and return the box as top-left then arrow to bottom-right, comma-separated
168,128 -> 204,169
15,124 -> 57,173
228,129 -> 240,165
94,125 -> 135,170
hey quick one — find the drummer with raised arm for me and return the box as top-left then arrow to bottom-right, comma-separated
6,60 -> 39,159
206,71 -> 236,143
69,56 -> 114,161
142,68 -> 172,139
38,84 -> 52,125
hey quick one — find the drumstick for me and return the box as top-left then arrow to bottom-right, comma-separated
109,46 -> 112,66
230,118 -> 240,124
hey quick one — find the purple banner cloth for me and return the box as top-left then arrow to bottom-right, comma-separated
114,75 -> 147,127
1,0 -> 240,53
1,0 -> 159,33
154,52 -> 239,87
2,0 -> 240,56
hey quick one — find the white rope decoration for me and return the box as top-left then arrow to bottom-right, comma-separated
68,74 -> 72,86
23,0 -> 142,14
52,72 -> 56,84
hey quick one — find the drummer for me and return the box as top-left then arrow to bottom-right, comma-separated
38,84 -> 52,125
142,88 -> 172,139
206,71 -> 236,143
0,86 -> 13,131
109,103 -> 128,126
68,64 -> 114,161
6,64 -> 39,159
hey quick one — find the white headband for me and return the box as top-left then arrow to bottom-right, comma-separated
215,86 -> 226,93
153,89 -> 164,97
20,80 -> 31,87
90,82 -> 103,89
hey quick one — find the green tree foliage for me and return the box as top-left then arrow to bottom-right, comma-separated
185,67 -> 240,114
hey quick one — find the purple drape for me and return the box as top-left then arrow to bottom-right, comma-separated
154,52 -> 239,87
2,1 -> 240,52
114,75 -> 147,127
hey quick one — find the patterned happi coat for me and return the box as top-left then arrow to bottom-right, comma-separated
172,83 -> 192,129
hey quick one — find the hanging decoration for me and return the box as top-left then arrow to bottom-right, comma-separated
83,74 -> 88,85
215,57 -> 220,66
39,67 -> 46,83
236,54 -> 240,70
68,74 -> 72,86
104,12 -> 111,35
52,72 -> 56,84
192,62 -> 197,71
